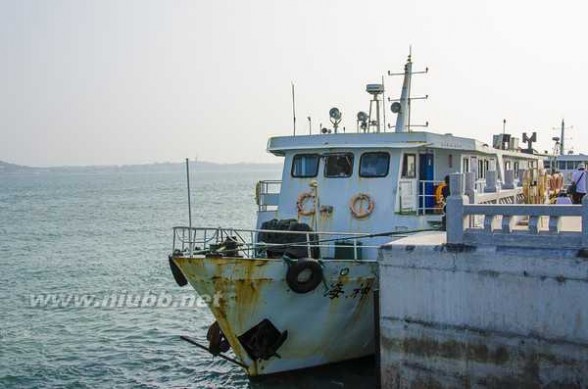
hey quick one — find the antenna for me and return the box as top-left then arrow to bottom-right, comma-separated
307,116 -> 312,135
185,158 -> 193,258
291,82 -> 296,136
553,119 -> 573,155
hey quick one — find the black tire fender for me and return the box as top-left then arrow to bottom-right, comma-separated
286,258 -> 323,294
168,255 -> 188,287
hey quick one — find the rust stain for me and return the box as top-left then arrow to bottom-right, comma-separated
174,256 -> 279,376
382,336 -> 510,365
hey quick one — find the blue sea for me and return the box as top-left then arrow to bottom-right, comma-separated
0,167 -> 375,388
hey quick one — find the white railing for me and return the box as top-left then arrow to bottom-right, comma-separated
417,179 -> 444,215
446,173 -> 588,249
416,171 -> 525,215
255,180 -> 281,211
172,226 -> 388,260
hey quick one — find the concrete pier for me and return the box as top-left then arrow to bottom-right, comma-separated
378,174 -> 588,387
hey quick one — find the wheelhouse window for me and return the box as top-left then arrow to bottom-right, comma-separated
291,154 -> 319,177
401,154 -> 416,178
324,153 -> 354,178
360,152 -> 390,177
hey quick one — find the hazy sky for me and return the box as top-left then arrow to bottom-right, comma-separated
1,0 -> 587,167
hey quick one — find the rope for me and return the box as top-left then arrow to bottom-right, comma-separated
245,228 -> 441,253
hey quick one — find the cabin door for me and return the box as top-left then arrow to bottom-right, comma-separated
419,152 -> 435,212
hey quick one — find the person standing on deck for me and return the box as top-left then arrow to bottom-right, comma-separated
571,163 -> 587,204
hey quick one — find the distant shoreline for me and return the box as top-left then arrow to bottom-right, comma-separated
0,160 -> 281,175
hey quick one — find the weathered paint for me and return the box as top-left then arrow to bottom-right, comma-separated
378,233 -> 588,387
174,255 -> 378,376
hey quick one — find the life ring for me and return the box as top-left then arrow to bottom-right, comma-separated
296,192 -> 316,216
435,182 -> 447,205
349,193 -> 374,218
286,258 -> 323,294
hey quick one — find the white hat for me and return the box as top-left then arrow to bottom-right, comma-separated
578,163 -> 586,170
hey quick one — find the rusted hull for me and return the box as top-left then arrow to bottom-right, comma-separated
173,256 -> 378,376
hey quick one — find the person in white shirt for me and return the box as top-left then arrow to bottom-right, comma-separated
571,163 -> 587,204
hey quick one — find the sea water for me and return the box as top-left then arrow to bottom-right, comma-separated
0,167 -> 375,388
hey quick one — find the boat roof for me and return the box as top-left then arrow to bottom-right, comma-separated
551,153 -> 588,161
267,131 -> 537,159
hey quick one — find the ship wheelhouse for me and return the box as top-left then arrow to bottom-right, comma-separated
255,131 -> 540,260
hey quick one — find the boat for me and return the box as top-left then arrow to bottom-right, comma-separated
535,120 -> 586,199
167,54 -> 544,376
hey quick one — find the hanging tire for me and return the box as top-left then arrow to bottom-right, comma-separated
206,321 -> 230,355
286,259 -> 322,294
168,255 -> 187,287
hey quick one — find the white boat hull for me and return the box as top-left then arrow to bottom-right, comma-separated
173,255 -> 378,376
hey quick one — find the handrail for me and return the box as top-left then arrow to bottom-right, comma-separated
256,180 -> 281,211
416,179 -> 444,215
171,225 -> 407,260
445,172 -> 588,248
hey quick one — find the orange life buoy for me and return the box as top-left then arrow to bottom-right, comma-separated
296,192 -> 316,216
349,193 -> 375,218
435,182 -> 447,205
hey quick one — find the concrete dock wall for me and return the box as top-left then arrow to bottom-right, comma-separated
379,173 -> 588,388
379,242 -> 588,387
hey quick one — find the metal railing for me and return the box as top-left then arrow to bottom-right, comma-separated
255,180 -> 281,211
172,226 -> 388,260
417,179 -> 444,215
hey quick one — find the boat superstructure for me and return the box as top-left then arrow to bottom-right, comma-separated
168,55 -> 544,376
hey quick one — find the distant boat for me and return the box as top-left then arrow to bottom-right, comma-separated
167,54 -> 545,376
545,153 -> 588,185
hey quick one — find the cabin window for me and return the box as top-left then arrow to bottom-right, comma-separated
360,152 -> 390,177
401,154 -> 416,178
505,161 -> 511,171
463,157 -> 470,173
291,154 -> 320,177
324,153 -> 354,178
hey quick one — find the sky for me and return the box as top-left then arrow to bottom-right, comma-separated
1,0 -> 587,167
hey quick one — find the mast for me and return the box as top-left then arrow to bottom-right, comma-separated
394,55 -> 412,133
185,158 -> 193,257
560,119 -> 565,156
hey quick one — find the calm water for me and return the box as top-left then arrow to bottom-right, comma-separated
0,167 -> 375,388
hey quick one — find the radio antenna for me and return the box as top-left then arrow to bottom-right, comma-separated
291,82 -> 296,136
185,158 -> 193,257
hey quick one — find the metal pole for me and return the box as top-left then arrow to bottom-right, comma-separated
561,119 -> 565,156
502,119 -> 507,150
381,75 -> 386,132
292,82 -> 296,136
186,158 -> 193,257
